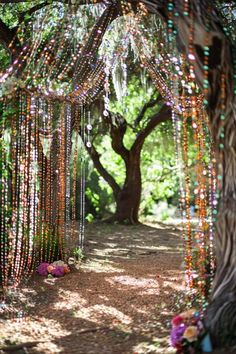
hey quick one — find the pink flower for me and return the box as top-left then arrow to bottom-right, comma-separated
51,265 -> 65,277
172,315 -> 184,327
47,265 -> 55,274
37,262 -> 50,276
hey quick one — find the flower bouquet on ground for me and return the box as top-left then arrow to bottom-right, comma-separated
170,309 -> 213,353
37,260 -> 70,277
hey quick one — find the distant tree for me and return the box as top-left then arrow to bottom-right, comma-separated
84,77 -> 171,224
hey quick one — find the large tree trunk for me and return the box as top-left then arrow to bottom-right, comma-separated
205,101 -> 236,348
113,151 -> 142,224
169,1 -> 236,348
131,0 -> 236,348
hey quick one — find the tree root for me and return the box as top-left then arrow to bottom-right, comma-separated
0,341 -> 44,352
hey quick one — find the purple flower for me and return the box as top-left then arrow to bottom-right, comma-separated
171,323 -> 187,347
37,262 -> 50,276
51,265 -> 65,277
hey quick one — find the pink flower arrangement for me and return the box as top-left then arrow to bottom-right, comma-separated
37,262 -> 50,276
37,261 -> 70,277
170,309 -> 212,353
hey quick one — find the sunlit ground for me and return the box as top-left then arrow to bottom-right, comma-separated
0,222 -> 185,354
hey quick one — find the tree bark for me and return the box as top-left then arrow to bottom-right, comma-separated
139,0 -> 236,348
112,150 -> 142,224
205,101 -> 236,348
174,3 -> 236,348
85,142 -> 142,224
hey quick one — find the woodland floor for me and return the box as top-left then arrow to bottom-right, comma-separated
0,222 -> 186,354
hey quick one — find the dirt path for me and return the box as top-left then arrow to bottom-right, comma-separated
0,222 -> 185,354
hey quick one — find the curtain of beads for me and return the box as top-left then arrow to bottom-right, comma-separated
0,1 -> 218,305
0,2 -> 114,290
0,91 -> 85,289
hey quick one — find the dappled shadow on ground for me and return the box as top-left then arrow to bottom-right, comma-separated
0,222 -> 186,354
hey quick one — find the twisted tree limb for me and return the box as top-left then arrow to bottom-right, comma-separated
132,104 -> 171,151
134,94 -> 162,127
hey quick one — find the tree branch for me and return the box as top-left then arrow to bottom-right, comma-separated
103,112 -> 130,165
73,3 -> 119,86
132,104 -> 171,152
134,94 -> 162,127
0,18 -> 18,54
17,2 -> 52,25
85,143 -> 121,197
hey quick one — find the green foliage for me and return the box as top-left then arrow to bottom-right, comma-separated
140,120 -> 179,215
84,72 -> 203,221
0,2 -> 33,28
0,45 -> 10,72
98,137 -> 126,186
73,246 -> 84,261
86,169 -> 115,218
109,77 -> 157,149
85,75 -> 182,220
109,77 -> 155,120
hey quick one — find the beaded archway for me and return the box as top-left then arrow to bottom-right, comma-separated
0,0 -> 217,309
